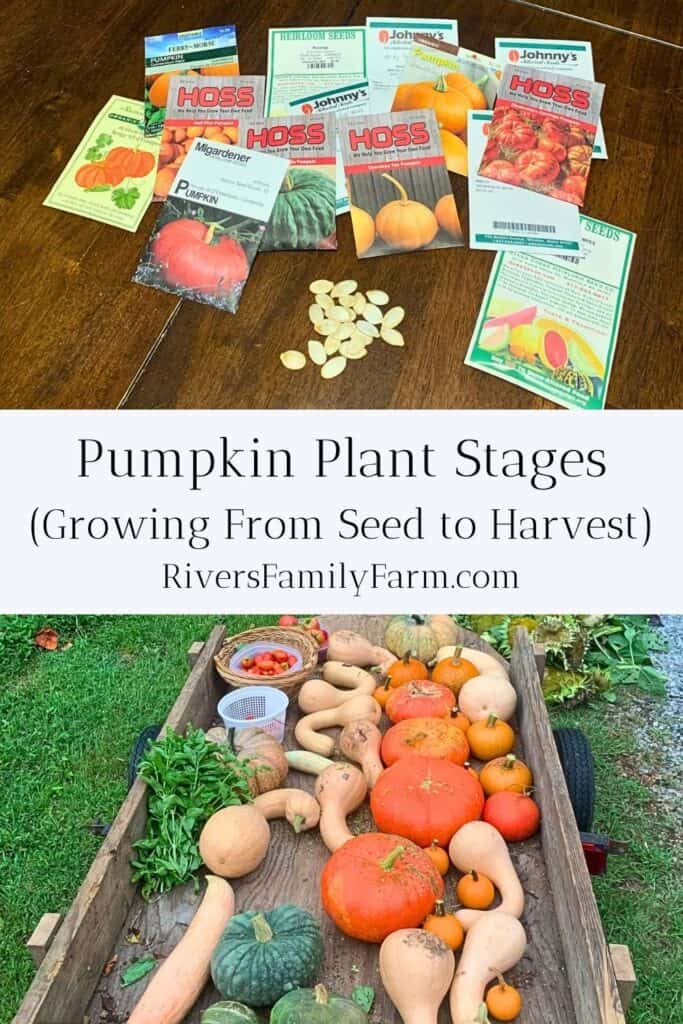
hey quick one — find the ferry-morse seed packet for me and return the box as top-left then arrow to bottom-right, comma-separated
240,114 -> 337,250
479,64 -> 604,205
366,17 -> 459,113
155,75 -> 265,201
338,109 -> 463,258
144,25 -> 239,138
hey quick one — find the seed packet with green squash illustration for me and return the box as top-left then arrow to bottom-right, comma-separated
43,96 -> 158,231
240,114 -> 336,250
133,140 -> 288,313
144,25 -> 239,138
338,109 -> 463,258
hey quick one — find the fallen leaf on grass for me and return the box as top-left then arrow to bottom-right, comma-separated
34,628 -> 59,650
120,956 -> 156,987
125,929 -> 141,945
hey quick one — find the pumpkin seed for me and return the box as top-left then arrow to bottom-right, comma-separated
383,305 -> 405,329
366,289 -> 389,305
332,323 -> 355,341
308,303 -> 325,325
315,319 -> 338,336
309,279 -> 334,294
340,339 -> 367,358
317,292 -> 335,312
342,346 -> 368,360
324,335 -> 341,355
321,356 -> 347,379
331,279 -> 358,297
356,320 -> 380,338
330,306 -> 352,323
353,293 -> 367,315
363,303 -> 383,325
307,340 -> 327,365
280,350 -> 306,370
381,326 -> 404,347
338,293 -> 357,308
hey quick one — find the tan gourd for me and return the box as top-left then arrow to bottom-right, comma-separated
339,720 -> 384,788
449,821 -> 524,929
205,726 -> 228,744
326,631 -> 394,671
314,761 -> 367,851
379,928 -> 455,1023
253,788 -> 320,833
322,661 -> 378,691
232,727 -> 289,794
449,913 -> 526,1024
298,676 -> 375,714
435,646 -> 516,723
199,805 -> 270,878
295,693 -> 382,756
128,875 -> 234,1024
285,749 -> 334,775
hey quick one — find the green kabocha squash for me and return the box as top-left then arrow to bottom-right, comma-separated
201,1002 -> 261,1024
262,168 -> 336,251
270,984 -> 369,1024
211,904 -> 324,1006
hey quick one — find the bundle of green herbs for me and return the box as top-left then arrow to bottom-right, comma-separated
130,726 -> 252,899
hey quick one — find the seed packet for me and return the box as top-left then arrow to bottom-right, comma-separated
155,75 -> 265,201
338,109 -> 463,258
43,96 -> 157,232
465,215 -> 635,409
144,25 -> 239,138
365,17 -> 459,113
240,114 -> 336,250
133,140 -> 288,313
265,27 -> 368,115
494,38 -> 607,158
479,64 -> 604,205
289,81 -> 370,214
392,35 -> 501,176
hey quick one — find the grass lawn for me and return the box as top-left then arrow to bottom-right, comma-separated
1,615 -> 681,1024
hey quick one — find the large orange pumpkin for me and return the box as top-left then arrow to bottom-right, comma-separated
381,716 -> 470,766
401,76 -> 472,134
371,755 -> 485,846
375,174 -> 438,251
385,680 -> 455,723
104,147 -> 155,179
432,648 -> 479,695
320,832 -> 443,942
74,162 -> 110,189
444,72 -> 487,110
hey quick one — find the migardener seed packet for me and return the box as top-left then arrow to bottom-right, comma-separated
240,114 -> 337,250
144,25 -> 239,138
338,109 -> 463,258
156,75 -> 265,201
495,38 -> 607,158
365,17 -> 459,113
43,96 -> 158,232
133,139 -> 288,313
289,81 -> 370,215
265,27 -> 368,115
465,215 -> 635,410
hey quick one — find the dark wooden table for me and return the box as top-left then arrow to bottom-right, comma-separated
1,0 -> 681,410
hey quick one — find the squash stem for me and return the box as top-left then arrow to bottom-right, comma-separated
434,74 -> 451,94
489,969 -> 508,990
486,712 -> 500,728
451,646 -> 463,662
503,754 -> 517,770
292,813 -> 306,834
470,869 -> 479,882
381,172 -> 409,204
314,983 -> 329,1004
433,899 -> 446,917
203,223 -> 217,245
251,912 -> 274,943
379,844 -> 405,870
282,169 -> 295,192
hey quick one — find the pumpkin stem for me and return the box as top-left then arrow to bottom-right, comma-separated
433,899 -> 446,917
381,172 -> 409,204
451,646 -> 463,663
486,712 -> 500,728
402,651 -> 413,665
434,74 -> 452,94
314,983 -> 329,1005
489,969 -> 508,990
251,912 -> 274,943
282,169 -> 295,192
379,844 -> 405,871
503,754 -> 517,770
203,223 -> 217,245
292,813 -> 306,833
470,869 -> 479,882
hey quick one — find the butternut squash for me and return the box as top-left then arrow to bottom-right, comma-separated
253,788 -> 320,833
379,928 -> 455,1024
314,761 -> 367,851
322,661 -> 378,690
295,693 -> 382,757
458,675 -> 517,724
285,749 -> 334,775
436,646 -> 509,679
128,875 -> 234,1024
339,720 -> 384,788
448,821 -> 524,929
327,631 -> 394,671
199,805 -> 270,878
298,676 -> 375,714
449,912 -> 526,1024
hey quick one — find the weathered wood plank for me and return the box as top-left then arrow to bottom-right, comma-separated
26,915 -> 63,968
609,943 -> 637,1014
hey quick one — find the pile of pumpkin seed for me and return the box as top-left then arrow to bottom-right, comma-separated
280,279 -> 405,379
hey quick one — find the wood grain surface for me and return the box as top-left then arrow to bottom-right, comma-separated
0,0 -> 680,410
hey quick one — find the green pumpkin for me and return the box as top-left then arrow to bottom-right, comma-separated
201,1002 -> 261,1024
211,905 -> 324,1007
262,168 -> 336,250
270,984 -> 369,1023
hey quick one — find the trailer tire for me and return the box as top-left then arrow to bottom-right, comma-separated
128,725 -> 161,790
553,727 -> 595,831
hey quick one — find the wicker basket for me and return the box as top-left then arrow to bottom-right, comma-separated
214,627 -> 319,699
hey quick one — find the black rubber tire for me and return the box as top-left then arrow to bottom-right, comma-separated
127,725 -> 161,790
553,727 -> 595,831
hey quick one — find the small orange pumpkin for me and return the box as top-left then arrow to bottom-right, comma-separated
435,193 -> 462,236
423,899 -> 464,950
74,162 -> 109,189
432,647 -> 480,695
455,868 -> 495,910
423,839 -> 450,876
148,68 -> 199,110
467,713 -> 515,761
373,680 -> 392,709
385,680 -> 455,723
385,652 -> 429,689
375,173 -> 438,251
480,755 -> 533,796
450,706 -> 471,734
351,202 -> 376,255
402,76 -> 472,134
486,971 -> 522,1021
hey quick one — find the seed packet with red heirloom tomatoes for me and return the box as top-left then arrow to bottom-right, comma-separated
155,75 -> 265,201
239,114 -> 337,250
133,138 -> 288,313
480,64 -> 604,205
338,109 -> 463,258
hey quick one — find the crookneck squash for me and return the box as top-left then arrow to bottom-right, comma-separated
271,983 -> 369,1024
262,168 -> 336,251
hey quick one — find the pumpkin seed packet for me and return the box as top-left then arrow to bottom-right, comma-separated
144,25 -> 240,138
133,139 -> 289,313
240,114 -> 337,250
43,96 -> 158,232
392,35 -> 501,177
338,109 -> 463,259
465,215 -> 635,410
155,75 -> 265,201
265,27 -> 368,116
365,17 -> 459,113
479,64 -> 604,205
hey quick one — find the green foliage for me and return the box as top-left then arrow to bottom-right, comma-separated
112,186 -> 140,210
120,956 -> 156,987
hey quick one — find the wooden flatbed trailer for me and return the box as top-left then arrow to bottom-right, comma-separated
14,618 -> 634,1024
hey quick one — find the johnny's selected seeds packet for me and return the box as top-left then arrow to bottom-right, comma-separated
240,114 -> 337,250
338,109 -> 463,258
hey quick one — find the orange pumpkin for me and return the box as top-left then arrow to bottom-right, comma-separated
432,648 -> 479,695
439,130 -> 469,175
154,166 -> 177,199
467,713 -> 515,761
444,71 -> 487,110
105,147 -> 155,179
385,652 -> 430,689
74,162 -> 109,189
373,680 -> 392,709
486,971 -> 523,1021
423,899 -> 464,950
402,76 -> 472,134
455,868 -> 495,910
375,173 -> 438,251
201,61 -> 239,76
423,840 -> 450,876
381,716 -> 470,767
385,681 -> 455,723
435,194 -> 463,237
480,754 -> 533,796
351,202 -> 376,255
450,707 -> 471,734
148,69 -> 199,110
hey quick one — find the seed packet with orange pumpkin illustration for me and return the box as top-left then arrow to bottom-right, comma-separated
155,76 -> 265,202
338,109 -> 463,258
479,64 -> 604,205
133,139 -> 288,313
144,26 -> 239,139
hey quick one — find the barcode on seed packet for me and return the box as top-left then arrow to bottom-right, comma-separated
493,221 -> 557,233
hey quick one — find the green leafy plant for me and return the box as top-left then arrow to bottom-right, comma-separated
112,186 -> 140,210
